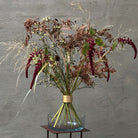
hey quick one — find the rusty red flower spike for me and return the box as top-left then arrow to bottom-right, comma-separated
25,56 -> 34,78
30,61 -> 42,89
25,51 -> 37,78
118,37 -> 137,59
87,38 -> 96,75
29,50 -> 48,89
100,51 -> 110,82
104,61 -> 110,82
25,49 -> 45,78
88,52 -> 94,75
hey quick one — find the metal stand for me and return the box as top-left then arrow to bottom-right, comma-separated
41,125 -> 90,138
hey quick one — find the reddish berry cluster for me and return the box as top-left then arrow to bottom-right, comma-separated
118,37 -> 137,59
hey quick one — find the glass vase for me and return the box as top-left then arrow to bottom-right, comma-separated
48,95 -> 85,131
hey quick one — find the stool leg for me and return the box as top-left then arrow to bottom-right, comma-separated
80,132 -> 83,138
56,133 -> 58,138
70,132 -> 72,138
47,130 -> 49,138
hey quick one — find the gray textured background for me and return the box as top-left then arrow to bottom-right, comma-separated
0,0 -> 138,138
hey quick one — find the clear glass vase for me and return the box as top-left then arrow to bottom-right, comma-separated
48,103 -> 85,131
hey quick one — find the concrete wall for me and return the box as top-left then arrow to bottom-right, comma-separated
0,0 -> 138,138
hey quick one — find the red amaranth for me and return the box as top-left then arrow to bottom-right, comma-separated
118,37 -> 137,59
25,49 -> 48,89
25,56 -> 33,78
100,51 -> 110,82
30,60 -> 42,89
87,38 -> 96,75
104,61 -> 110,82
25,49 -> 44,78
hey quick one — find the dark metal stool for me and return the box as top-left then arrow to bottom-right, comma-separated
41,125 -> 90,138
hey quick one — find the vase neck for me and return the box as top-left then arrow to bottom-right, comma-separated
63,95 -> 72,103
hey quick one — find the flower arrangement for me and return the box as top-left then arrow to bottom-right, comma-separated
21,17 -> 137,130
2,16 -> 137,130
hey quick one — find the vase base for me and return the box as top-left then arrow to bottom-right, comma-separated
48,125 -> 84,132
48,107 -> 85,132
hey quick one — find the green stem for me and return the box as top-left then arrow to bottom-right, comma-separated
64,103 -> 67,126
70,58 -> 86,94
65,103 -> 72,127
65,63 -> 70,94
51,104 -> 63,123
53,103 -> 64,127
57,65 -> 69,94
71,80 -> 82,95
69,103 -> 81,124
58,104 -> 65,127
49,73 -> 66,94
68,103 -> 73,127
